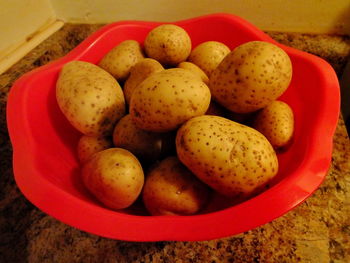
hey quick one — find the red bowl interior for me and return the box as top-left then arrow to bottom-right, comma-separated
7,13 -> 340,241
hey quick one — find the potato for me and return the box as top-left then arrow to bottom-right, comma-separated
113,114 -> 163,162
144,24 -> 191,66
142,156 -> 210,215
56,61 -> 125,136
188,41 -> 230,77
98,40 -> 144,81
253,100 -> 294,148
210,41 -> 292,113
177,61 -> 209,84
77,135 -> 112,163
176,115 -> 278,197
130,68 -> 211,132
82,148 -> 144,210
123,58 -> 164,105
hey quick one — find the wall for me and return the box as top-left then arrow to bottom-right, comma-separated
1,0 -> 349,73
50,0 -> 350,34
0,0 -> 56,59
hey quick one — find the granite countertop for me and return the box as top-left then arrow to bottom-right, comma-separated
0,24 -> 349,263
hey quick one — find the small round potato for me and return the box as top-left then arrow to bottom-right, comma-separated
130,68 -> 211,132
77,135 -> 112,163
142,156 -> 210,215
210,41 -> 292,113
82,148 -> 144,210
176,115 -> 278,197
113,114 -> 163,162
188,41 -> 230,77
177,61 -> 209,84
56,61 -> 126,136
124,58 -> 164,105
253,100 -> 294,148
144,24 -> 191,66
98,40 -> 144,81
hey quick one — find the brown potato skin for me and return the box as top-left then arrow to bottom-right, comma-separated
253,100 -> 294,148
124,58 -> 164,105
98,40 -> 144,81
188,41 -> 230,77
142,156 -> 210,215
77,135 -> 112,163
56,61 -> 125,136
209,41 -> 292,113
129,68 -> 211,132
113,114 -> 163,163
82,148 -> 144,210
144,24 -> 191,66
176,115 -> 278,197
177,61 -> 209,84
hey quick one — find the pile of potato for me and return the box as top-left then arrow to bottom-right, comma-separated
56,24 -> 294,216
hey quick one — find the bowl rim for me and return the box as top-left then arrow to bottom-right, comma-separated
6,13 -> 340,241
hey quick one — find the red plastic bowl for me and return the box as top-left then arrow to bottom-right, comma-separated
7,13 -> 339,241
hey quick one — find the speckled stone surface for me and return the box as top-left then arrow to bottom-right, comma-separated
0,25 -> 349,263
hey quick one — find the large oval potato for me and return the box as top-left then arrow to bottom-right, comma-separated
56,61 -> 125,136
98,40 -> 144,81
113,114 -> 163,162
130,68 -> 211,132
176,115 -> 278,197
82,148 -> 144,210
123,58 -> 164,105
142,156 -> 210,215
188,41 -> 230,77
210,41 -> 292,113
77,135 -> 112,163
144,24 -> 191,66
253,100 -> 294,148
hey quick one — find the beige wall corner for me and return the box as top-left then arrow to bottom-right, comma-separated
0,0 -> 61,73
0,0 -> 57,56
0,20 -> 64,74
